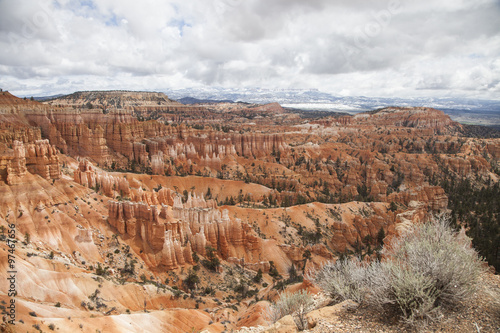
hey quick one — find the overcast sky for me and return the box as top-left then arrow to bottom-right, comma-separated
0,0 -> 499,99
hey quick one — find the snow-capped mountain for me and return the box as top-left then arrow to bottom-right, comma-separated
164,87 -> 500,126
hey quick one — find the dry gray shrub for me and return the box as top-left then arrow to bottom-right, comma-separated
483,286 -> 500,320
312,214 -> 486,325
311,256 -> 370,303
379,214 -> 485,323
267,289 -> 314,330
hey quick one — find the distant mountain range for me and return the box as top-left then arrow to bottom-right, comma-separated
164,87 -> 500,126
177,96 -> 235,104
33,94 -> 65,101
30,88 -> 500,126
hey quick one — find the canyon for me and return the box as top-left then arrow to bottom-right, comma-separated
0,90 -> 499,332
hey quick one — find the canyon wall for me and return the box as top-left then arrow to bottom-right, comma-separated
1,139 -> 61,185
107,193 -> 265,271
22,105 -> 288,174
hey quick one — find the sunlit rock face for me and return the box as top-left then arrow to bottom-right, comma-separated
107,191 -> 265,270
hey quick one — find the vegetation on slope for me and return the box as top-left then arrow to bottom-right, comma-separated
311,215 -> 485,325
441,177 -> 500,271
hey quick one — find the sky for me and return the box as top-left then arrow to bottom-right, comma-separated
0,0 -> 499,99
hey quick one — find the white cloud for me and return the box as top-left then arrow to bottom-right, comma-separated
0,0 -> 499,99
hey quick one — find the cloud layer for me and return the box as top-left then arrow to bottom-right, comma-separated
0,0 -> 499,99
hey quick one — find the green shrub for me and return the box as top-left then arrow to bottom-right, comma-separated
96,263 -> 108,276
268,261 -> 281,279
183,269 -> 200,291
253,268 -> 263,283
201,286 -> 214,296
201,246 -> 220,272
171,287 -> 182,298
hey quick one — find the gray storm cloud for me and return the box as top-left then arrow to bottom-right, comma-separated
0,0 -> 499,98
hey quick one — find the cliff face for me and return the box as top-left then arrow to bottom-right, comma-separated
107,192 -> 265,271
73,161 -> 269,271
24,106 -> 289,175
144,129 -> 286,162
23,92 -> 291,172
25,139 -> 61,181
19,95 -> 291,175
73,159 -> 130,197
5,140 -> 27,185
0,140 -> 61,185
24,109 -> 140,164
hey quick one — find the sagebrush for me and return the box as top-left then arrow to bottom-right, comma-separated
312,256 -> 370,303
312,215 -> 485,324
267,289 -> 314,330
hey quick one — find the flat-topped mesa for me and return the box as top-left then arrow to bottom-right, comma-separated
43,90 -> 208,117
44,90 -> 182,109
108,191 -> 262,270
353,107 -> 457,132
